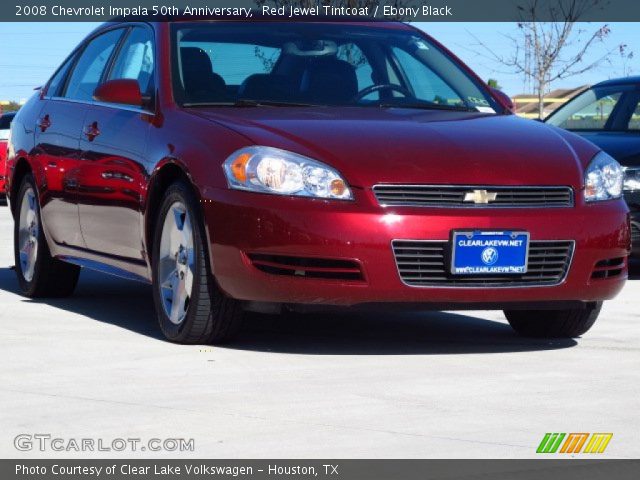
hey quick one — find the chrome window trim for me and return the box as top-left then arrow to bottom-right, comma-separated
373,184 -> 575,209
47,96 -> 155,116
390,239 -> 576,289
41,22 -> 157,116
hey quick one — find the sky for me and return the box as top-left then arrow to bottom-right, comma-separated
1,21 -> 638,103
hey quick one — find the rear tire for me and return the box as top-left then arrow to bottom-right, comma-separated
151,180 -> 243,344
14,174 -> 80,297
504,302 -> 602,338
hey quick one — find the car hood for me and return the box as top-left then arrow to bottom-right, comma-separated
191,107 -> 597,188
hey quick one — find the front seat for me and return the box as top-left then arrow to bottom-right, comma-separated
180,47 -> 226,102
239,74 -> 296,102
300,57 -> 358,104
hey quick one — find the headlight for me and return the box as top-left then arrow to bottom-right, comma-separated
223,146 -> 353,200
623,167 -> 640,192
584,152 -> 623,202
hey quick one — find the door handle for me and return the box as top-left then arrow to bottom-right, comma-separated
37,114 -> 51,132
83,121 -> 100,141
101,171 -> 134,182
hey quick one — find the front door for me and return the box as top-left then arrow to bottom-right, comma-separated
77,106 -> 151,260
77,26 -> 155,261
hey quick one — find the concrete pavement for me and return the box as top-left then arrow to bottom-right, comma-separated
0,204 -> 638,458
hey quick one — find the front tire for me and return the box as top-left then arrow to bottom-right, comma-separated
151,180 -> 243,344
504,302 -> 602,338
14,174 -> 80,297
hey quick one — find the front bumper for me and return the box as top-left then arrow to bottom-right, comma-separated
202,187 -> 630,307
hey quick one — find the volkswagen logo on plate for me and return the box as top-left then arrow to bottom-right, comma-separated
481,247 -> 499,266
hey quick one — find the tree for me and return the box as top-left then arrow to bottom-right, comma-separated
471,0 -> 627,119
0,101 -> 22,113
609,43 -> 634,78
487,78 -> 502,90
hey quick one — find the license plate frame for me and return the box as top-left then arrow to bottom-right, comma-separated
451,230 -> 530,275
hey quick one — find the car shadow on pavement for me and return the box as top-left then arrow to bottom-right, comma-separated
227,309 -> 577,355
0,266 -> 578,355
0,266 -> 164,341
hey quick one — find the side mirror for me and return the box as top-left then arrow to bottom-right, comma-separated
93,79 -> 142,107
489,87 -> 516,114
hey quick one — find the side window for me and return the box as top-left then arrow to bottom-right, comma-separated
108,27 -> 155,97
555,92 -> 623,130
628,99 -> 640,131
64,29 -> 124,101
391,46 -> 464,106
46,54 -> 76,97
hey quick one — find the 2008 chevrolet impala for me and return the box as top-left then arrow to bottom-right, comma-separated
5,20 -> 630,344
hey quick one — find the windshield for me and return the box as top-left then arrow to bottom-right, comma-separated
171,23 -> 498,111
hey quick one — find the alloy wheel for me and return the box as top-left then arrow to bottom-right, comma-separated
18,187 -> 39,282
158,201 -> 195,325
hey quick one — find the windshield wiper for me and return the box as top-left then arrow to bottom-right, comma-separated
234,98 -> 319,107
377,102 -> 478,112
183,99 -> 318,108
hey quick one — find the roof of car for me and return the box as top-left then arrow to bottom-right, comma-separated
594,76 -> 640,87
93,17 -> 411,32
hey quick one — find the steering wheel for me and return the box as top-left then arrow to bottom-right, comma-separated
353,84 -> 415,102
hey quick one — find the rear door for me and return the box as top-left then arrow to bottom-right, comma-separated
77,25 -> 155,261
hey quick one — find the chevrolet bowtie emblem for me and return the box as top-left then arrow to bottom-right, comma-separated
463,189 -> 498,204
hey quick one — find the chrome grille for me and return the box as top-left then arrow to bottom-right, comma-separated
631,222 -> 640,244
373,185 -> 574,208
392,240 -> 574,287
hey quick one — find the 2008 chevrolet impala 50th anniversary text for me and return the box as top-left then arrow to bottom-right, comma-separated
5,20 -> 630,344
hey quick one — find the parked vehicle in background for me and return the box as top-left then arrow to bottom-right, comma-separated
5,21 -> 630,344
0,111 -> 16,200
545,77 -> 640,256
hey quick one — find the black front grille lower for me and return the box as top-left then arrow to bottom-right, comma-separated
631,223 -> 640,243
392,240 -> 574,287
373,185 -> 574,208
591,257 -> 626,280
248,253 -> 364,281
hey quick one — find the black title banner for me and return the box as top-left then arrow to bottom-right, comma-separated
3,0 -> 640,22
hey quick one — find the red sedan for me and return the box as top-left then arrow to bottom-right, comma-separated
5,21 -> 629,344
0,111 -> 15,199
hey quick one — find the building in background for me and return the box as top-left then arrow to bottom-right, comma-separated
512,86 -> 590,119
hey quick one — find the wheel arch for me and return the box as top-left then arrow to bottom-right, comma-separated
9,157 -> 33,218
144,160 -> 206,264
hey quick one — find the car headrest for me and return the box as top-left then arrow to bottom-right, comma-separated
239,74 -> 294,102
180,47 -> 226,101
181,47 -> 214,75
300,57 -> 358,104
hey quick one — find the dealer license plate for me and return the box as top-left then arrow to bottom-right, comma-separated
451,231 -> 529,275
